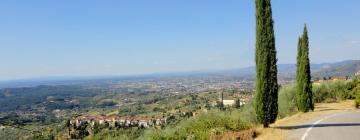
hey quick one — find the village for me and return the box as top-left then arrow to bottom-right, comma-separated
71,115 -> 167,129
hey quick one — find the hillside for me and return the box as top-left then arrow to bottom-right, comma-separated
312,60 -> 360,78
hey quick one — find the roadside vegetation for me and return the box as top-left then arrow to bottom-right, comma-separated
279,76 -> 360,119
313,77 -> 359,103
137,77 -> 359,140
140,103 -> 256,140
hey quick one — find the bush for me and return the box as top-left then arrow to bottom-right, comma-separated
278,85 -> 297,118
312,80 -> 358,103
355,93 -> 360,108
91,129 -> 144,140
354,86 -> 360,108
313,84 -> 336,103
140,105 -> 255,140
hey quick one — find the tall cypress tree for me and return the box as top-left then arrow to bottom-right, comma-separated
296,37 -> 303,82
255,0 -> 278,127
296,25 -> 314,112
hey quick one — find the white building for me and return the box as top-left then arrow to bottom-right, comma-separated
0,125 -> 5,130
223,100 -> 235,106
222,99 -> 247,106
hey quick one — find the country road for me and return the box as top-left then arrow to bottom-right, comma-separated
286,110 -> 360,140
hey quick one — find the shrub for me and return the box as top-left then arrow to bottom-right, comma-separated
91,129 -> 144,140
140,105 -> 255,140
312,83 -> 336,103
355,93 -> 360,108
312,80 -> 358,103
278,85 -> 297,118
354,85 -> 360,108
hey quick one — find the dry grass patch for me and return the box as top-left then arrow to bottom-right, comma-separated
211,129 -> 257,140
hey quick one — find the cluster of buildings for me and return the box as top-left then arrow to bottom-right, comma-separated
356,70 -> 360,76
70,115 -> 167,128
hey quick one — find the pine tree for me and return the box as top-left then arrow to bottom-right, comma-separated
296,25 -> 314,112
254,0 -> 279,127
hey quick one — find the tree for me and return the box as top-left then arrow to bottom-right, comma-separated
235,98 -> 241,109
92,122 -> 101,134
65,119 -> 71,138
254,0 -> 279,127
217,91 -> 225,110
296,25 -> 314,112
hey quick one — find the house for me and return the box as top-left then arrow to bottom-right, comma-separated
138,119 -> 149,128
331,76 -> 348,81
223,100 -> 235,106
0,125 -> 5,130
71,114 -> 168,129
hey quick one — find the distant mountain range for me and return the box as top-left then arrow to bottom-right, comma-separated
228,60 -> 360,79
1,60 -> 359,89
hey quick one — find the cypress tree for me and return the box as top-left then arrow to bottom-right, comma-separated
296,37 -> 303,82
235,98 -> 241,109
296,25 -> 314,112
65,119 -> 71,137
254,0 -> 278,127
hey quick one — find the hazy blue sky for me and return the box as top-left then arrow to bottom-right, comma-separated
0,0 -> 359,81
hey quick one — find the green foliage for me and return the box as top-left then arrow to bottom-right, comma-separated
278,85 -> 298,118
355,93 -> 360,108
296,25 -> 314,112
313,80 -> 358,103
312,84 -> 335,103
0,85 -> 99,112
92,122 -> 101,134
32,130 -> 56,140
353,77 -> 360,108
91,129 -> 144,140
71,123 -> 89,139
140,108 -> 254,140
0,127 -> 32,140
255,0 -> 278,127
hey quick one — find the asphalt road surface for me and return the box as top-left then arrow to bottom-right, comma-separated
285,110 -> 360,140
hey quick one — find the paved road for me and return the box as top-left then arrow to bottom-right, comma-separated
285,110 -> 360,140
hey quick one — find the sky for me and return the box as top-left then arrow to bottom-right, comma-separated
0,0 -> 360,81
